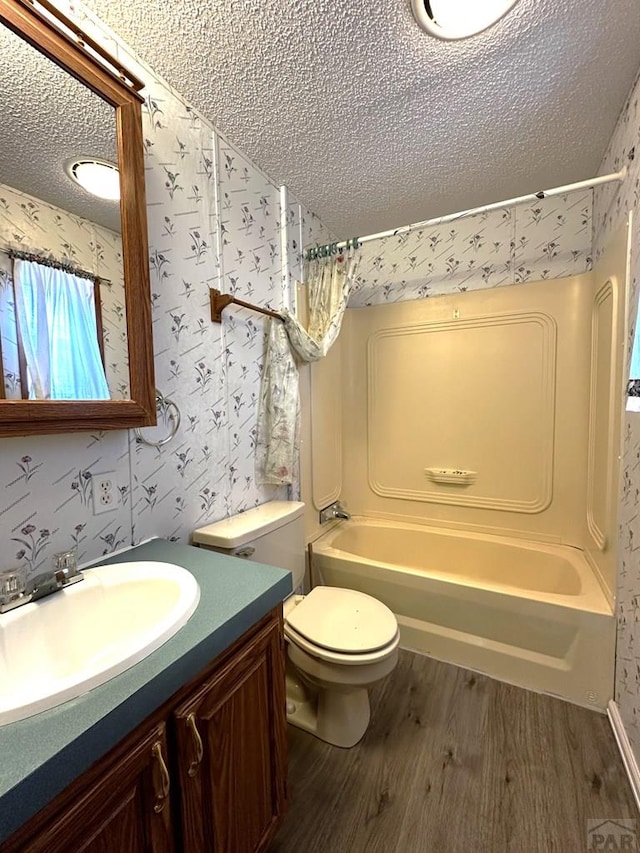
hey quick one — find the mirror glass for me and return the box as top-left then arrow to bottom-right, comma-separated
0,22 -> 129,401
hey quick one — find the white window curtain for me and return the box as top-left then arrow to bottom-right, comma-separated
13,259 -> 110,400
256,251 -> 359,485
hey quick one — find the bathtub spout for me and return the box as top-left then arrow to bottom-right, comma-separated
319,501 -> 351,524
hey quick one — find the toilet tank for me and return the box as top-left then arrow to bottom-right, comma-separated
192,501 -> 306,590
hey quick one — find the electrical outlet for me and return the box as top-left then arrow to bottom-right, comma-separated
92,472 -> 116,516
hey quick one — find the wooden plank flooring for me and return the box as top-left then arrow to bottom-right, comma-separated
272,650 -> 637,853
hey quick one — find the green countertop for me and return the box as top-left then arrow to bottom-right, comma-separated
0,538 -> 292,843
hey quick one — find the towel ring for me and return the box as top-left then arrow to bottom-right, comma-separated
134,391 -> 181,448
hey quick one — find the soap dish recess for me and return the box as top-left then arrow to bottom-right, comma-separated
425,468 -> 477,485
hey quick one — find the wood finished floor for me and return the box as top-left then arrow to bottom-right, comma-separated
272,651 -> 637,853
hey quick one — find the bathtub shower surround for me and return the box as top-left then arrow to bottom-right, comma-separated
305,226 -> 629,707
0,1 -> 326,580
340,261 -> 625,560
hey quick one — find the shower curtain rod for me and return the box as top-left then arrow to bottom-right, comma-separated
303,167 -> 627,260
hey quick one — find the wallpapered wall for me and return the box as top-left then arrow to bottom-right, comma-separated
0,180 -> 128,399
592,67 -> 640,757
0,1 -> 328,579
349,190 -> 592,306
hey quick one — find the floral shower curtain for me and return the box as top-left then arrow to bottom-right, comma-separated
256,250 -> 359,485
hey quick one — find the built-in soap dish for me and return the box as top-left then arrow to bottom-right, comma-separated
424,468 -> 477,485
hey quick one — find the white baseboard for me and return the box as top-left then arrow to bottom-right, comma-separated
608,700 -> 640,813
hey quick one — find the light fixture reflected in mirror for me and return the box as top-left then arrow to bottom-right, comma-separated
65,157 -> 120,201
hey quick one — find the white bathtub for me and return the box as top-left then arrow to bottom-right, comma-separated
312,517 -> 615,710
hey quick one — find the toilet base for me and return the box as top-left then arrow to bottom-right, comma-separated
285,667 -> 371,748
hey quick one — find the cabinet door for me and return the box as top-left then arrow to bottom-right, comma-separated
3,722 -> 174,853
174,611 -> 288,853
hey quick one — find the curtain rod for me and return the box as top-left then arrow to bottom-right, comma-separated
303,167 -> 628,261
4,249 -> 106,284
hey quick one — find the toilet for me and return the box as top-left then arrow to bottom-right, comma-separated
192,501 -> 399,748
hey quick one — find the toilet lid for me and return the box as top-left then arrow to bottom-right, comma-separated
285,586 -> 398,654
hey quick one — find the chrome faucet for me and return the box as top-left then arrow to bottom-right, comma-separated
319,500 -> 351,525
0,551 -> 84,614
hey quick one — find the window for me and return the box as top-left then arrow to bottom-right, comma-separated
627,315 -> 640,412
13,259 -> 110,400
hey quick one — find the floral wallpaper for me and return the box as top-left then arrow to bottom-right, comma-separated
0,180 -> 128,399
349,190 -> 592,306
0,2 -> 317,580
592,67 -> 640,758
216,138 -> 288,516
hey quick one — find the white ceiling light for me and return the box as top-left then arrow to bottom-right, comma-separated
411,0 -> 520,40
65,157 -> 120,201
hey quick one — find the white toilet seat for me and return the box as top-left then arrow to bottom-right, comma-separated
285,621 -> 400,666
283,586 -> 400,666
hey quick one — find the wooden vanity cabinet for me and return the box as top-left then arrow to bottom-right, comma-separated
0,608 -> 287,853
174,611 -> 288,853
1,722 -> 174,853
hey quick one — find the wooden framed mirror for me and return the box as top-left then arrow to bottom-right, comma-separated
0,0 -> 156,435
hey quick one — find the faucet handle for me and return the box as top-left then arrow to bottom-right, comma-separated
0,567 -> 26,606
53,550 -> 78,581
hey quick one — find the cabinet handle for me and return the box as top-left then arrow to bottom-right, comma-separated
187,712 -> 204,777
152,742 -> 170,813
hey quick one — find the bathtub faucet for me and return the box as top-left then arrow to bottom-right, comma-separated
319,500 -> 351,524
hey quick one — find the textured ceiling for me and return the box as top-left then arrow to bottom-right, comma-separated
0,23 -> 120,233
84,0 -> 640,239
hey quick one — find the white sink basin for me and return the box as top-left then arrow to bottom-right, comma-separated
0,561 -> 200,726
